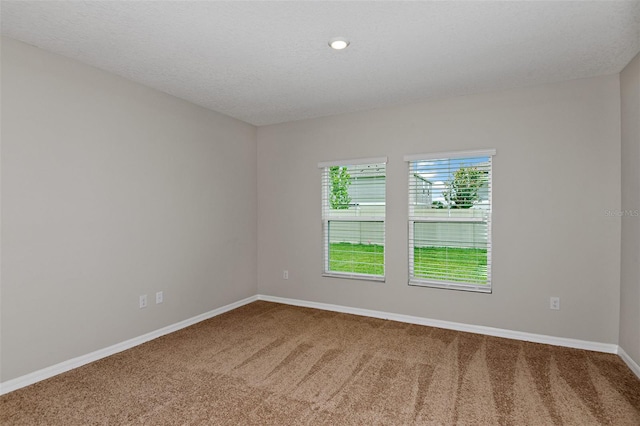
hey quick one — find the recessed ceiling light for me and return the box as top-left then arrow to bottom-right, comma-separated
329,37 -> 350,50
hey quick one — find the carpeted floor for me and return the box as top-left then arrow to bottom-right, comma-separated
2,301 -> 639,425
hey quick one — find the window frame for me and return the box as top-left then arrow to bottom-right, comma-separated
319,157 -> 387,282
405,150 -> 495,293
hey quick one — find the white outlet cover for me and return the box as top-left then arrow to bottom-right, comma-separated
156,291 -> 163,304
139,295 -> 148,309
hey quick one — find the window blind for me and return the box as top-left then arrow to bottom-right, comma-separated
406,151 -> 494,292
320,158 -> 387,281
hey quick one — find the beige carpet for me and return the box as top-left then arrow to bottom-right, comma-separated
2,301 -> 639,425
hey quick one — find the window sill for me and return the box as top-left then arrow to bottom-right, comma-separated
409,278 -> 491,293
323,272 -> 385,283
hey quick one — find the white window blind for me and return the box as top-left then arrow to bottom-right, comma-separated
320,158 -> 387,281
406,150 -> 495,292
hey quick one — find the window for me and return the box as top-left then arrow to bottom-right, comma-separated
405,150 -> 495,292
319,157 -> 387,281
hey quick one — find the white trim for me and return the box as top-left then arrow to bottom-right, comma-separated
256,294 -> 618,354
408,217 -> 486,223
324,216 -> 385,222
2,293 -> 630,396
618,346 -> 640,379
486,160 -> 493,284
0,295 -> 258,395
322,272 -> 385,282
404,149 -> 496,162
409,279 -> 492,293
318,156 -> 388,168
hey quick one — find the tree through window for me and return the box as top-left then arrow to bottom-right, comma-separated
406,150 -> 495,292
319,158 -> 387,281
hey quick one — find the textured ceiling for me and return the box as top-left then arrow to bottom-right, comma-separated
2,1 -> 639,126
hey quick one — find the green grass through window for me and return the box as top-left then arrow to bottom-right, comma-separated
413,246 -> 487,284
329,242 -> 385,276
329,243 -> 487,284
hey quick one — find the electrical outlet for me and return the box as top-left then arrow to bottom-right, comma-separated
550,297 -> 560,310
139,294 -> 148,309
156,291 -> 163,304
283,270 -> 289,280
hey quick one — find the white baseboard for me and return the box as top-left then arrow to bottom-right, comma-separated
618,346 -> 640,379
257,294 -> 619,354
2,293 -> 632,396
0,295 -> 258,396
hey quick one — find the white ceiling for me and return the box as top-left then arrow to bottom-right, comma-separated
2,1 -> 639,126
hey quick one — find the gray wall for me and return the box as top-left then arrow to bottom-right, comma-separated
1,35 -> 632,385
1,38 -> 257,382
620,52 -> 640,367
257,75 -> 622,344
